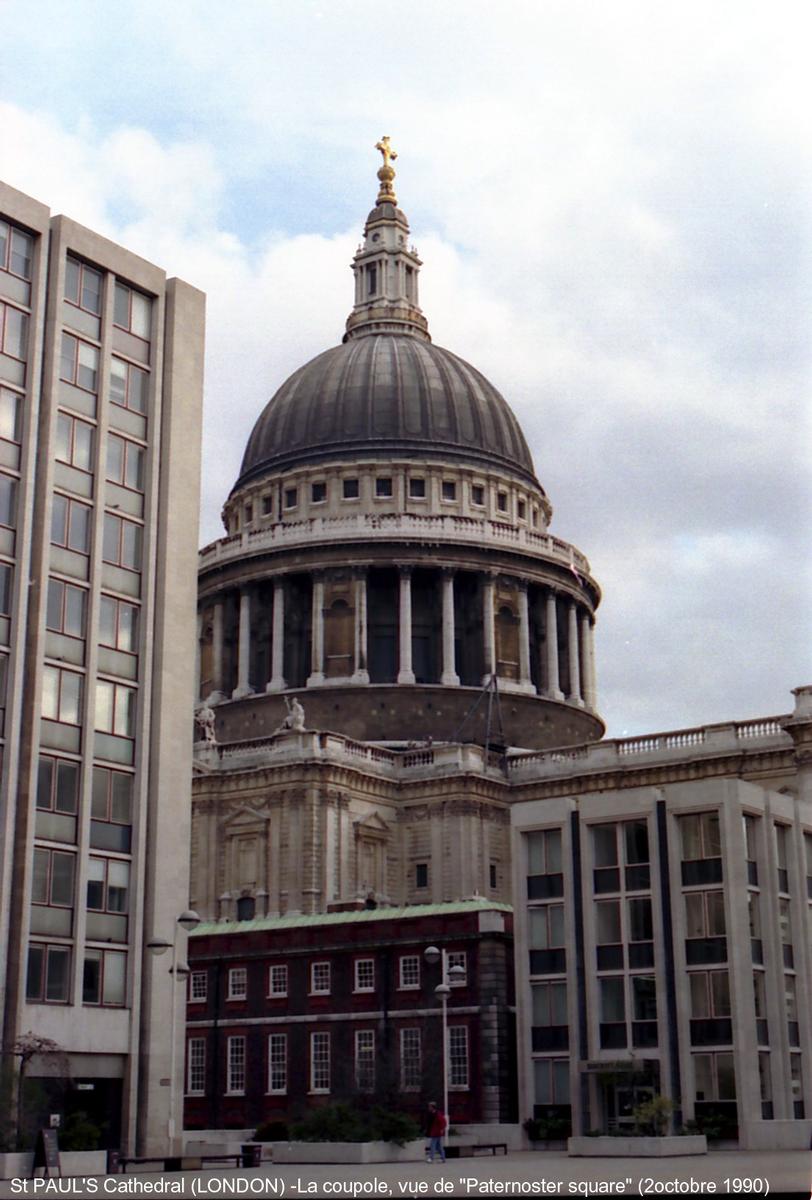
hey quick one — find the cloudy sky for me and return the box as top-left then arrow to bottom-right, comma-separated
1,0 -> 810,736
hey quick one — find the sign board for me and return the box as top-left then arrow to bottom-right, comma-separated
49,1114 -> 60,1128
32,1128 -> 60,1177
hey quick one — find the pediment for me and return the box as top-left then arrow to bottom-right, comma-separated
353,811 -> 391,838
220,805 -> 269,830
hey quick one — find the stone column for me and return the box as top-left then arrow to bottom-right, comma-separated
308,574 -> 325,686
211,598 -> 225,701
545,590 -> 563,700
352,570 -> 370,683
232,588 -> 253,698
266,578 -> 287,693
567,601 -> 582,704
580,612 -> 595,709
194,611 -> 203,703
587,620 -> 598,708
482,573 -> 496,684
440,569 -> 460,686
517,581 -> 532,691
397,567 -> 416,684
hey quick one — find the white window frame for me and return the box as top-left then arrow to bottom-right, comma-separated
400,1027 -> 422,1091
267,1033 -> 287,1095
187,1037 -> 206,1095
310,1031 -> 330,1093
226,1035 -> 246,1095
268,963 -> 288,997
448,1025 -> 469,1090
447,951 -> 467,986
354,958 -> 375,993
189,971 -> 207,1002
228,966 -> 247,1000
355,1030 -> 375,1092
399,955 -> 420,990
310,961 -> 331,995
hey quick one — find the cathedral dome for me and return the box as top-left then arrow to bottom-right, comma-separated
236,335 -> 538,489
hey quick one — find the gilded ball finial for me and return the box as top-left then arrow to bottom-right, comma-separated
374,136 -> 398,204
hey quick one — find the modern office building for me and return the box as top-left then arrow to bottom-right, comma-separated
511,684 -> 812,1148
0,181 -> 204,1154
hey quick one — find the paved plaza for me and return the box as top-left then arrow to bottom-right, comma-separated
4,1150 -> 811,1198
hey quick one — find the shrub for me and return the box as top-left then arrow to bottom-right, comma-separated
59,1111 -> 104,1152
255,1120 -> 289,1142
289,1103 -> 420,1145
632,1096 -> 674,1137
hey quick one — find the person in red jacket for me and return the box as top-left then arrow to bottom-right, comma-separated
424,1100 -> 447,1163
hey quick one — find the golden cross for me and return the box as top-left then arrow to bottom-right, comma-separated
375,136 -> 398,170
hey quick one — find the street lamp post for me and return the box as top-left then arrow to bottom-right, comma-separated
423,946 -> 465,1124
148,909 -> 200,1153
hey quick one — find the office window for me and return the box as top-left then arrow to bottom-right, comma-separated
60,334 -> 98,392
103,513 -> 142,571
268,964 -> 288,996
533,1059 -> 570,1105
95,679 -> 136,738
99,595 -> 139,653
32,848 -> 75,907
26,944 -> 71,1003
0,303 -> 28,360
228,967 -> 247,1000
408,477 -> 425,499
532,981 -> 567,1027
65,258 -> 102,316
693,1052 -> 736,1102
355,1030 -> 375,1092
685,891 -> 726,938
400,1028 -> 422,1090
448,1026 -> 469,1088
82,948 -> 126,1006
632,975 -> 657,1021
190,972 -> 207,1002
0,387 -> 22,443
354,958 -> 375,992
600,977 -> 625,1023
113,282 -> 151,339
91,767 -> 133,825
36,756 -> 79,814
342,478 -> 359,499
0,221 -> 33,280
311,481 -> 326,503
441,480 -> 456,501
268,1033 -> 287,1094
375,477 -> 392,498
527,828 -> 563,897
51,494 -> 90,553
690,971 -> 730,1019
46,578 -> 86,639
0,561 -> 10,615
226,1036 -> 246,1094
529,905 -> 565,950
310,961 -> 331,994
681,813 -> 721,861
187,1038 -> 206,1095
310,1031 -> 330,1092
42,665 -> 83,725
399,955 -> 420,989
110,357 -> 148,414
0,474 -> 17,528
106,434 -> 145,491
415,862 -> 429,889
86,856 -> 129,914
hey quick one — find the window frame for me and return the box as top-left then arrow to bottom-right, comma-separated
65,258 -> 102,317
448,1025 -> 469,1089
187,1037 -> 206,1095
227,966 -> 248,1001
399,954 -> 420,990
189,971 -> 207,1003
0,301 -> 28,361
86,855 -> 129,916
268,1032 -> 287,1094
399,1027 -> 422,1091
82,946 -> 126,1007
59,332 -> 98,393
310,961 -> 331,995
26,943 -> 71,1004
354,957 -> 375,993
354,1029 -> 376,1093
310,1031 -> 330,1094
41,664 -> 83,726
0,220 -> 34,282
103,512 -> 143,572
268,963 -> 288,997
46,577 -> 87,640
32,847 -> 76,909
51,493 -> 90,554
226,1035 -> 246,1095
106,432 -> 145,493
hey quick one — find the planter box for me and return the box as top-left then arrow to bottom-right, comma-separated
0,1153 -> 32,1179
0,1150 -> 107,1179
271,1139 -> 425,1164
568,1135 -> 707,1157
529,1140 -> 567,1151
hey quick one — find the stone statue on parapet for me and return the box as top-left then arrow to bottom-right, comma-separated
275,694 -> 305,734
195,703 -> 217,745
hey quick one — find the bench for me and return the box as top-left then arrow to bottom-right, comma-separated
445,1143 -> 508,1158
118,1153 -> 244,1173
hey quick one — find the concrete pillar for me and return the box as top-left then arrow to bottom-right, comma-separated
567,602 -> 582,704
232,589 -> 253,698
587,620 -> 598,708
482,574 -> 496,684
397,567 -> 416,684
352,570 -> 370,683
545,590 -> 563,700
580,612 -> 595,709
517,582 -> 532,690
194,611 -> 202,702
266,578 -> 286,693
308,574 -> 325,686
211,598 -> 225,700
440,569 -> 460,686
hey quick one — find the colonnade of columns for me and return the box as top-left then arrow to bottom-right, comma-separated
202,567 -> 598,709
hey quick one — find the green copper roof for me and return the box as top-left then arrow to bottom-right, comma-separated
191,899 -> 513,938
